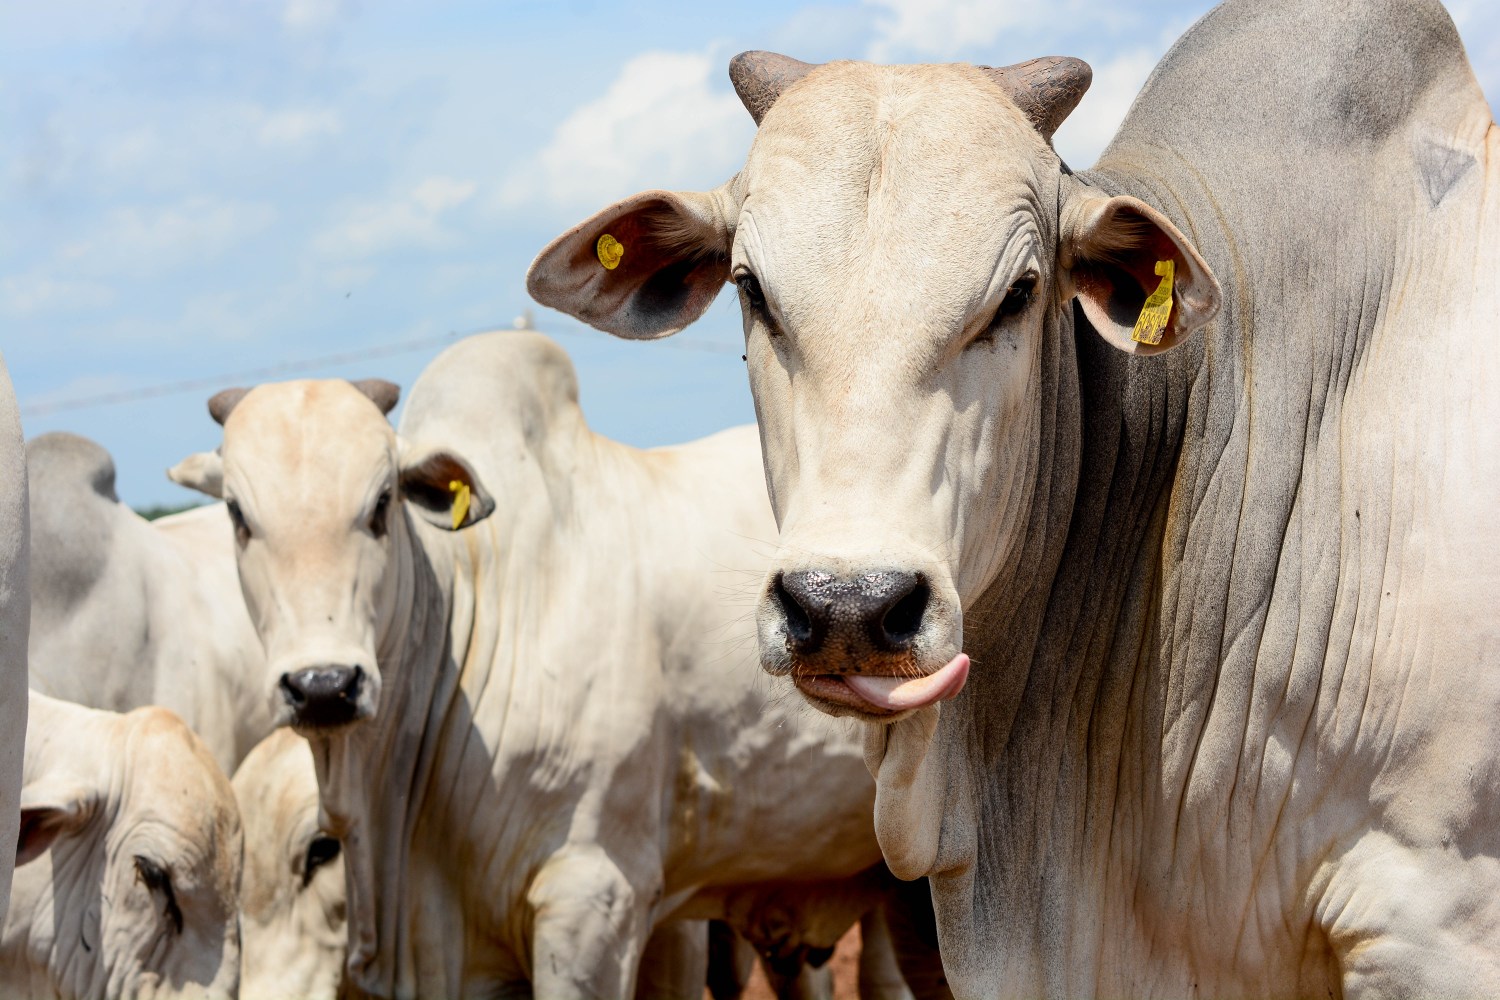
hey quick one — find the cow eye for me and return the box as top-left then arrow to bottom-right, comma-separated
134,856 -> 183,935
303,835 -> 341,888
734,272 -> 767,314
368,490 -> 392,538
225,500 -> 250,543
997,272 -> 1038,320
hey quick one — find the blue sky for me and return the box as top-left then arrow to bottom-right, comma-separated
4,0 -> 1497,507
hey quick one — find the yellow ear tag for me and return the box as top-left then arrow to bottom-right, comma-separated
1131,259 -> 1175,346
596,233 -> 624,271
449,480 -> 471,530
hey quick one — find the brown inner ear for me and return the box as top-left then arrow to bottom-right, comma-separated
1073,218 -> 1190,341
598,206 -> 728,323
402,453 -> 470,515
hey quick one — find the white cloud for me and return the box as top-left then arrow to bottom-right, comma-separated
1051,49 -> 1158,167
315,175 -> 477,258
499,50 -> 753,212
282,0 -> 347,33
258,107 -> 342,145
0,273 -> 114,317
864,0 -> 1041,61
60,197 -> 277,278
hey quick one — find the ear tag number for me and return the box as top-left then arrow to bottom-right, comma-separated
596,233 -> 624,270
1131,259 -> 1175,346
449,480 -> 471,530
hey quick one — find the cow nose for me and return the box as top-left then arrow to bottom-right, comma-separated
279,666 -> 364,728
773,570 -> 931,655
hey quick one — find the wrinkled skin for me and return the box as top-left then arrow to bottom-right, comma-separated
172,334 -> 908,999
233,728 -> 346,1000
529,1 -> 1500,996
0,355 -> 28,929
28,431 -> 271,772
2,693 -> 242,1000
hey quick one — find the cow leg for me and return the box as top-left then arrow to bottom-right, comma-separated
880,878 -> 951,1000
527,850 -> 656,999
762,960 -> 833,1000
1323,833 -> 1500,998
634,919 -> 709,1000
705,921 -> 757,1000
857,907 -> 916,1000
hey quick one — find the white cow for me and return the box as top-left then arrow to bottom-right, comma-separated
0,356 -> 29,930
234,728 -> 346,1000
528,0 -> 1500,996
27,431 -> 270,772
170,332 -> 914,998
2,691 -> 242,999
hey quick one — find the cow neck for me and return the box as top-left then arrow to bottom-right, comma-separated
925,154 -> 1245,991
312,502 -> 463,999
321,416 -> 597,998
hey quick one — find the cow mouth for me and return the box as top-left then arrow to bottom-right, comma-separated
793,654 -> 970,718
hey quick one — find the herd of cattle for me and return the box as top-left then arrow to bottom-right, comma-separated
0,0 -> 1497,997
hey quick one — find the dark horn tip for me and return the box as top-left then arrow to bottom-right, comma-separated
728,50 -> 818,126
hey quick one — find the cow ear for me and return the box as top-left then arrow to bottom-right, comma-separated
17,784 -> 94,867
1060,191 -> 1221,355
398,442 -> 495,531
167,450 -> 224,498
527,187 -> 734,340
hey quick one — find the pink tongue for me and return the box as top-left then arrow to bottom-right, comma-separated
844,654 -> 970,712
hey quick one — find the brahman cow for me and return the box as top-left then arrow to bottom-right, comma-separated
0,357 -> 27,928
528,0 -> 1500,995
27,431 -> 270,771
3,691 -> 242,999
171,332 -> 918,998
234,728 -> 346,1000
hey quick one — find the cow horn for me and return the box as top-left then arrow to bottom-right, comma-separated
349,379 -> 401,416
729,51 -> 818,125
979,57 -> 1092,140
208,387 -> 250,427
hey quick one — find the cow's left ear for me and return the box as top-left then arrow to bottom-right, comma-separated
398,442 -> 495,531
167,450 -> 224,498
1059,190 -> 1221,355
17,782 -> 95,866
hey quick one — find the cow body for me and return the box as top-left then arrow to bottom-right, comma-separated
0,357 -> 27,928
173,333 -> 895,998
2,692 -> 242,1000
27,432 -> 271,771
529,1 -> 1500,995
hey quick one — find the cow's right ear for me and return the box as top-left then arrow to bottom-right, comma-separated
17,783 -> 95,866
526,187 -> 734,340
167,450 -> 224,498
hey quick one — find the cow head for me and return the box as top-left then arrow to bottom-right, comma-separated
530,55 -> 1219,721
169,379 -> 494,734
11,697 -> 243,1000
530,54 -> 1219,873
233,729 -> 345,1000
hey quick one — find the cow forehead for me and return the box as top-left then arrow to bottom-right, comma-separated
738,62 -> 1057,333
223,380 -> 396,501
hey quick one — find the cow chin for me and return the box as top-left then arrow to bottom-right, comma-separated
755,560 -> 968,724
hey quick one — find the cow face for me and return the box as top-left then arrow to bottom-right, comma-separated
169,379 -> 493,734
233,729 -> 345,1000
529,56 -> 1219,724
10,701 -> 243,1000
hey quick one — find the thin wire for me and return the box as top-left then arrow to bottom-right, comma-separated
17,319 -> 743,418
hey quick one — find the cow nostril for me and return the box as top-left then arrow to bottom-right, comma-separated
881,579 -> 930,644
279,673 -> 307,708
773,573 -> 815,645
342,666 -> 363,700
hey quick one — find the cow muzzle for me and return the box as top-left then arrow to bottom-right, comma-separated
759,567 -> 969,721
279,665 -> 369,731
